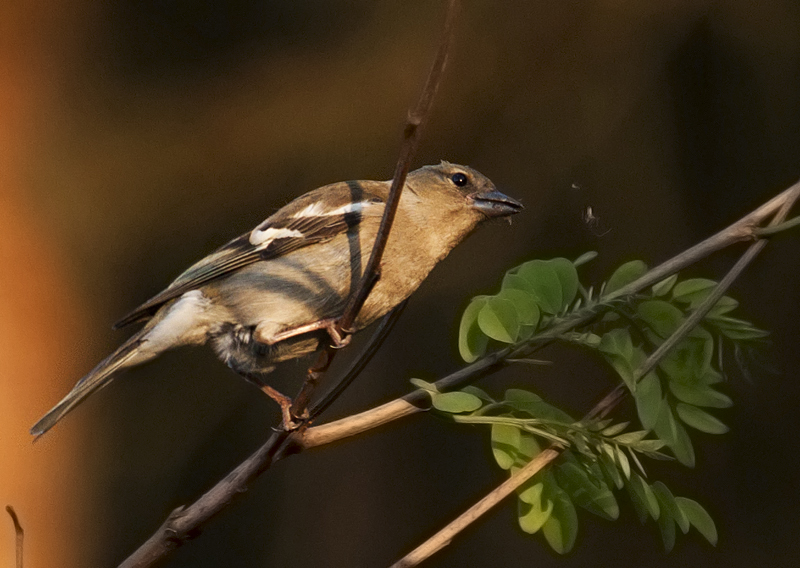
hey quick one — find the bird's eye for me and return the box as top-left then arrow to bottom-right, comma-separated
451,172 -> 468,187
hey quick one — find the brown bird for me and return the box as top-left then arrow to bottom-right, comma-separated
31,162 -> 522,437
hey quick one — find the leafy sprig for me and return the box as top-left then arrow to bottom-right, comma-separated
416,254 -> 765,553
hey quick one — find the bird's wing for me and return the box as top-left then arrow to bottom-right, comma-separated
113,182 -> 385,329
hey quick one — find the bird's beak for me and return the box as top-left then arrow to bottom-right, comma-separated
469,189 -> 523,218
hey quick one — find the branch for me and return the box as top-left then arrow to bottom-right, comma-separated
5,506 -> 23,568
605,180 -> 800,301
289,0 -> 461,419
338,0 -> 461,331
302,351 -> 507,448
308,301 -> 408,421
390,448 -> 562,568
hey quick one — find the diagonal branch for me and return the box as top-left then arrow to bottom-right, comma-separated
390,448 -> 562,568
309,300 -> 408,421
338,0 -> 461,332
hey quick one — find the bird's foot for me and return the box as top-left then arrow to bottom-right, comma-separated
260,385 -> 305,431
262,318 -> 353,349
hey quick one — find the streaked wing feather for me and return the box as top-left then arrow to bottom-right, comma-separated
114,184 -> 384,329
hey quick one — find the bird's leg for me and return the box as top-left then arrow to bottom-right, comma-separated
290,349 -> 335,419
254,318 -> 357,425
259,318 -> 353,349
233,368 -> 300,431
260,385 -> 297,431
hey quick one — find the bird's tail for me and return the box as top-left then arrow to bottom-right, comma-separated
31,331 -> 149,438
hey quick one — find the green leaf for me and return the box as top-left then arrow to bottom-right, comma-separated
675,497 -> 718,545
458,297 -> 489,362
504,389 -> 574,423
676,403 -> 729,434
598,328 -> 634,359
638,474 -> 661,520
518,479 -> 545,505
651,274 -> 679,296
599,329 -> 639,392
549,257 -> 580,309
542,481 -> 579,554
653,401 -> 678,446
598,451 -> 624,489
586,418 -> 613,432
517,431 -> 543,460
654,403 -> 695,466
635,372 -> 662,429
719,327 -> 770,341
613,430 -> 648,445
605,260 -> 648,295
653,482 -> 689,534
409,378 -> 437,392
634,438 -> 668,454
698,368 -> 724,385
626,481 -> 648,524
461,385 -> 494,403
672,278 -> 717,304
637,300 -> 685,338
556,462 -> 619,521
671,418 -> 696,467
650,402 -> 689,465
430,391 -> 483,413
615,445 -> 631,479
600,421 -> 629,437
478,297 -> 520,343
491,424 -> 521,470
657,504 -> 676,552
627,473 -> 660,523
572,251 -> 598,267
496,288 -> 541,327
629,445 -> 646,474
502,271 -> 531,292
517,260 -> 564,314
659,335 -> 714,385
668,382 -> 733,408
505,389 -> 543,405
518,482 -> 554,533
707,295 -> 739,316
706,315 -> 769,340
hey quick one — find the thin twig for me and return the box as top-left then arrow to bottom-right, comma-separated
339,0 -> 460,331
289,0 -> 461,421
390,449 -> 562,568
309,301 -> 408,420
5,506 -> 23,568
118,429 -> 292,568
754,214 -> 800,236
302,351 -> 507,448
605,180 -> 800,301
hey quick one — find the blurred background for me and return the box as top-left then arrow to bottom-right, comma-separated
2,0 -> 800,566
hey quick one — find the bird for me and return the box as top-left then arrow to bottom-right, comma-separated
31,161 -> 522,437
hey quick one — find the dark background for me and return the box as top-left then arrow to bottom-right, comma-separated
3,1 -> 800,566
